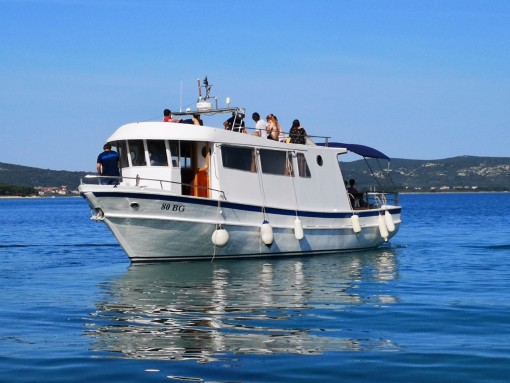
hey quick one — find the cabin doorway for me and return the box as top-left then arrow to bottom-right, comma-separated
180,141 -> 210,198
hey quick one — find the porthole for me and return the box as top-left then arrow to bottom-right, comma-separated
316,155 -> 323,166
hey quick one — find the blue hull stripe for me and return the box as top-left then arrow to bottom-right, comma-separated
88,191 -> 401,219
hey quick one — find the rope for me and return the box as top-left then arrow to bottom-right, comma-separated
211,194 -> 223,262
364,157 -> 384,190
256,149 -> 269,221
288,152 -> 299,218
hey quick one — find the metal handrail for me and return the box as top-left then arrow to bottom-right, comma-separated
81,174 -> 227,200
366,191 -> 399,207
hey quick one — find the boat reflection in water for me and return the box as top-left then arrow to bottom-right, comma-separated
87,249 -> 399,362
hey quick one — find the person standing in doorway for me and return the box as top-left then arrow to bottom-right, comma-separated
96,143 -> 120,185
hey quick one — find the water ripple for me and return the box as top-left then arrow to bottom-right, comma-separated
87,251 -> 401,361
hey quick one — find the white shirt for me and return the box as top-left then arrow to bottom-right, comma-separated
255,119 -> 268,138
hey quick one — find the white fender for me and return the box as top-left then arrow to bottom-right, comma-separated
261,220 -> 274,246
378,214 -> 389,241
351,214 -> 361,233
384,210 -> 395,232
211,227 -> 229,247
294,217 -> 304,240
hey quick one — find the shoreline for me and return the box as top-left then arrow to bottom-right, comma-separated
0,195 -> 81,199
1,191 -> 508,200
398,190 -> 509,195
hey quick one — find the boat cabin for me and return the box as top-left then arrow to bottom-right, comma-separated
104,122 -> 356,213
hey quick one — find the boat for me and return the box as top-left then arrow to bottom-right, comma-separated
79,77 -> 402,262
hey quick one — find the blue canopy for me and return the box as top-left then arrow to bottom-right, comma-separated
317,142 -> 390,161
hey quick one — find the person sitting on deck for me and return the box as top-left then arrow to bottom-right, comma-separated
288,119 -> 307,144
163,109 -> 179,123
224,112 -> 246,133
191,113 -> 203,125
181,113 -> 203,126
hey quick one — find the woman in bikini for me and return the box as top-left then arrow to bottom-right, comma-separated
266,114 -> 282,141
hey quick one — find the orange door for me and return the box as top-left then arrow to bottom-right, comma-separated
194,169 -> 209,198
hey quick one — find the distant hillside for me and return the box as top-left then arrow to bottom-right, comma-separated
1,155 -> 510,192
0,162 -> 88,190
342,156 -> 510,192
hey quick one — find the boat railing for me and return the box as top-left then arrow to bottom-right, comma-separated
80,175 -> 227,200
239,126 -> 331,145
366,192 -> 399,208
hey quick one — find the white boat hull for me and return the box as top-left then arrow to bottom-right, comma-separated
81,186 -> 401,262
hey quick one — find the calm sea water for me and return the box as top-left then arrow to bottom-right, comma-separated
1,194 -> 510,382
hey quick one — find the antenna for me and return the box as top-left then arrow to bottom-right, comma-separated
197,78 -> 202,99
204,76 -> 211,99
179,80 -> 183,112
196,76 -> 214,111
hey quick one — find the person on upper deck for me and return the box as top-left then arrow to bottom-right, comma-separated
163,109 -> 179,122
192,113 -> 203,125
181,113 -> 203,126
288,119 -> 307,144
266,114 -> 282,141
252,112 -> 267,138
96,143 -> 120,185
224,112 -> 246,133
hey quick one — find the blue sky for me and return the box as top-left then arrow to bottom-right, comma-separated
1,0 -> 509,171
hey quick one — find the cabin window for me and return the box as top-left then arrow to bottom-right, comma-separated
147,140 -> 168,166
180,142 -> 192,169
297,153 -> 311,178
316,155 -> 323,166
221,146 -> 256,172
169,140 -> 179,167
260,149 -> 293,176
116,140 -> 129,169
128,140 -> 147,166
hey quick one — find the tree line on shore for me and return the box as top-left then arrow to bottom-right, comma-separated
0,183 -> 37,197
